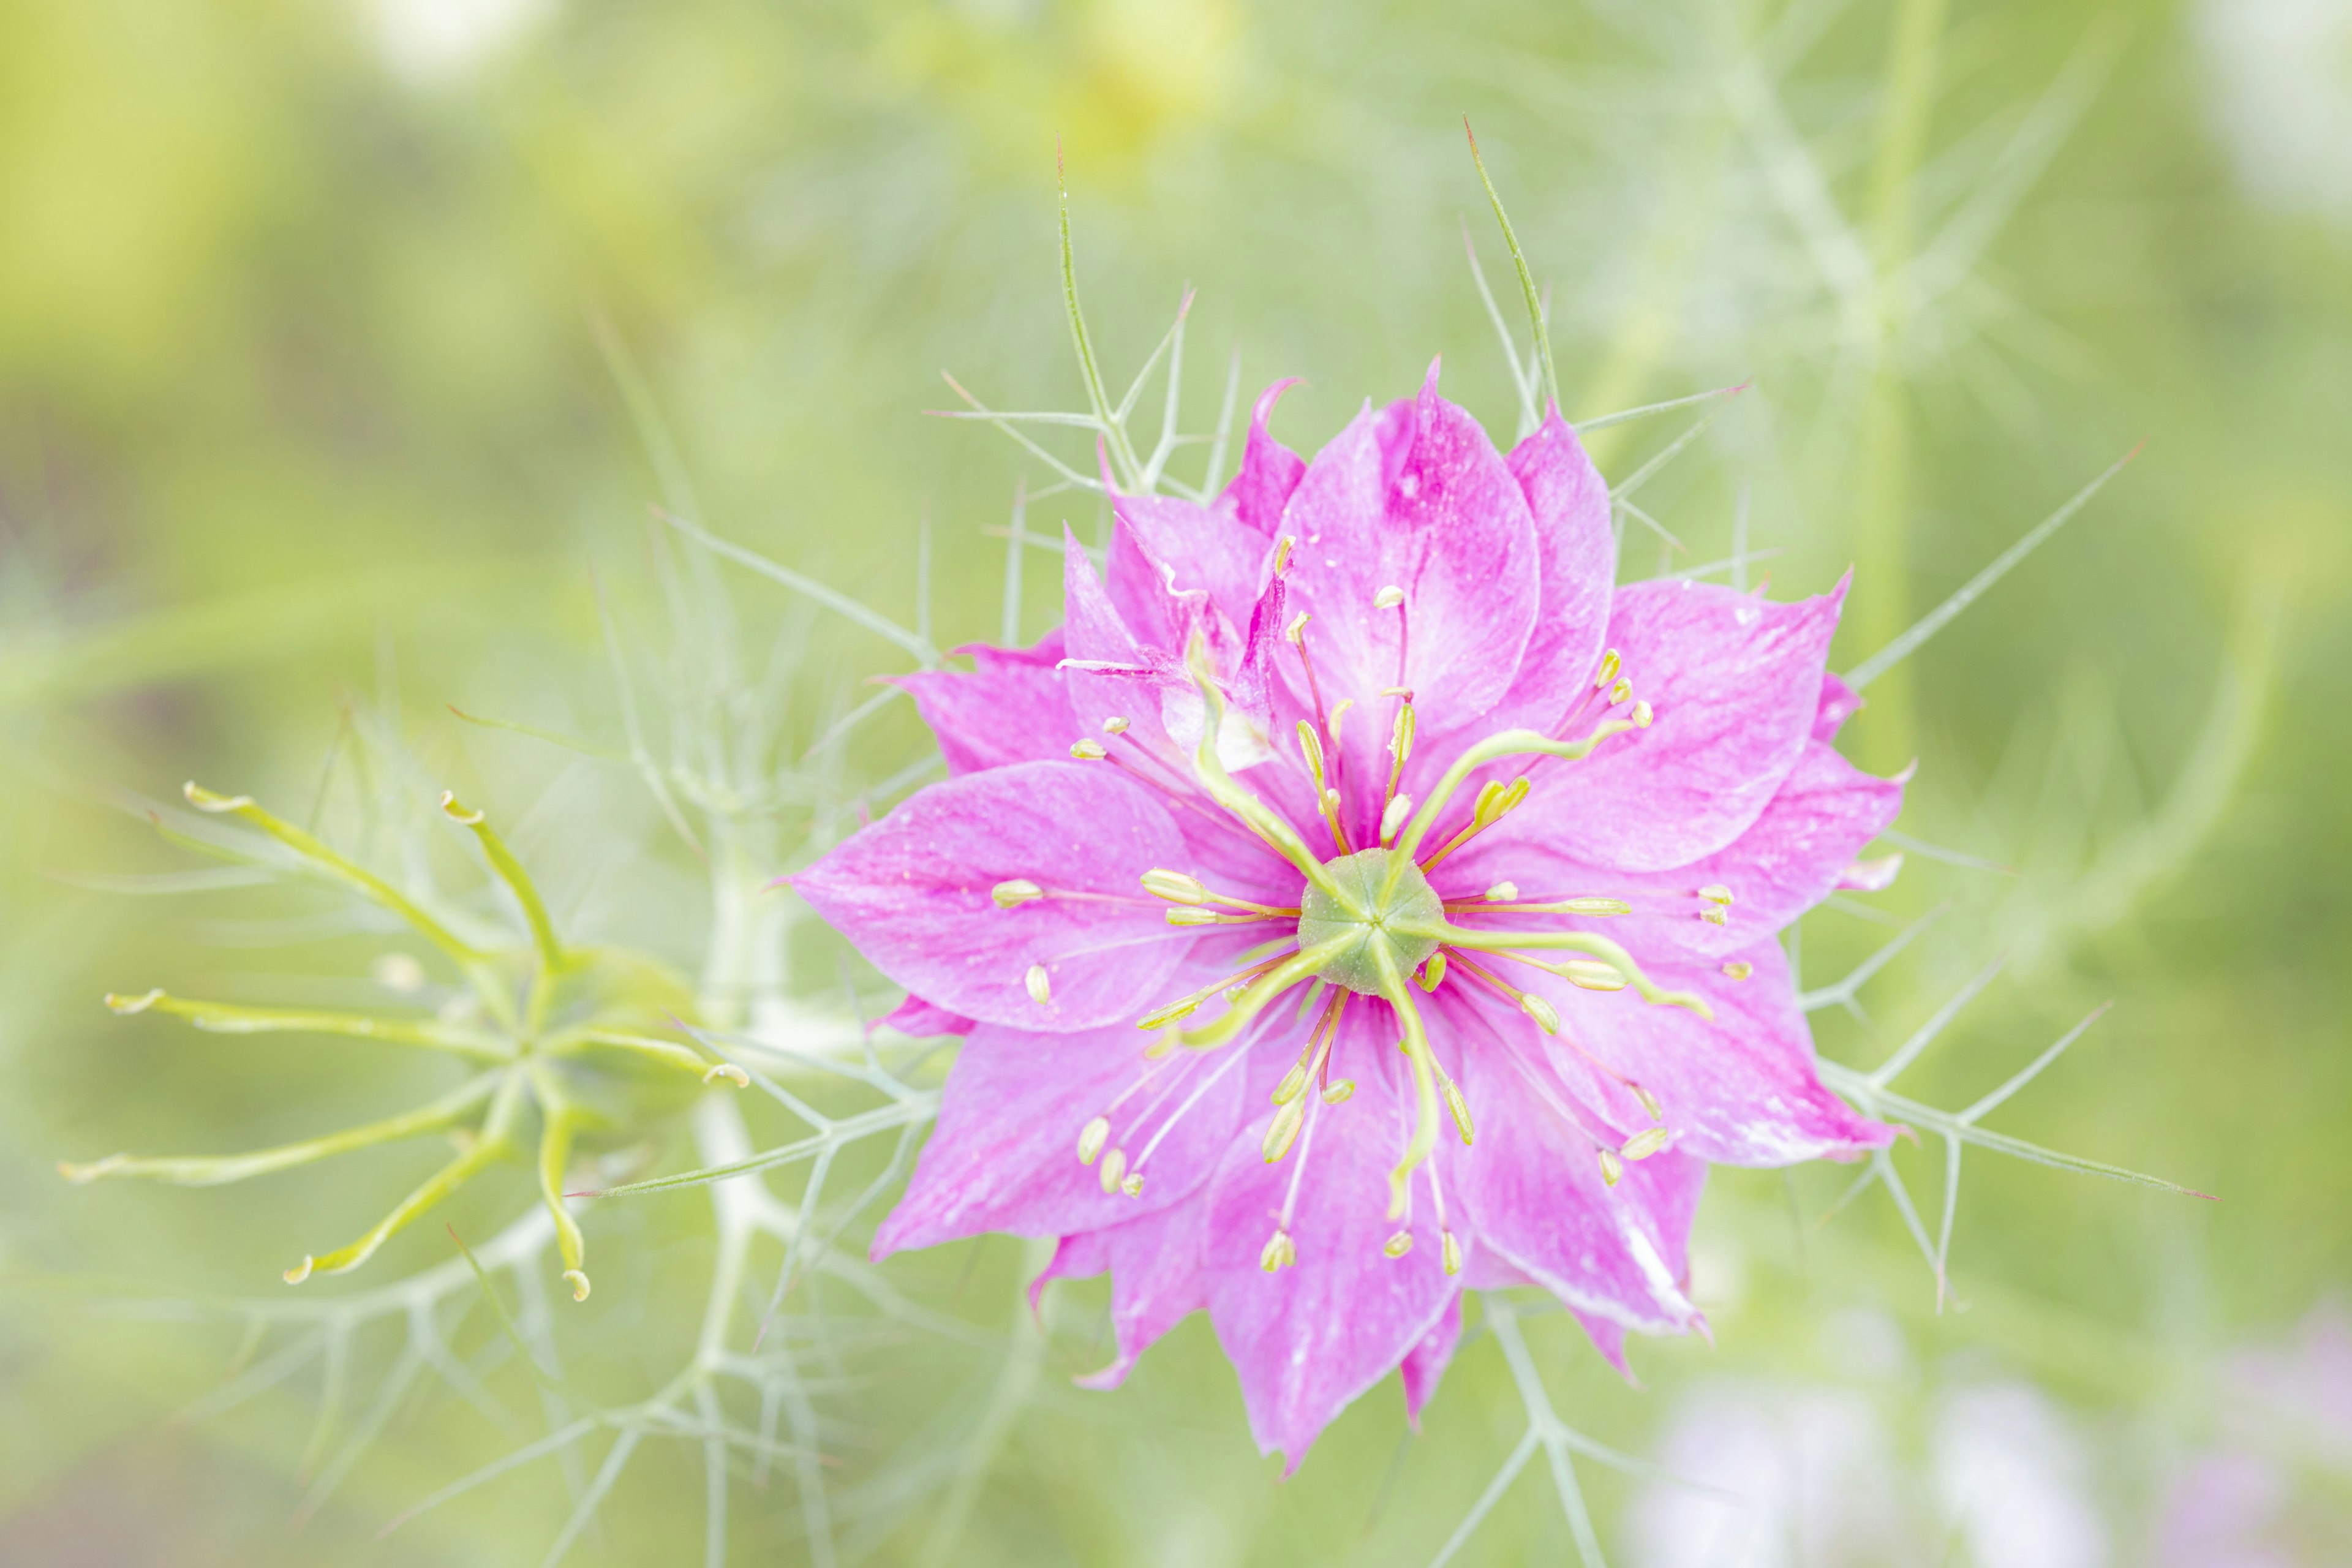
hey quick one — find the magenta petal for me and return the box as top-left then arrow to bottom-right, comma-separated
1219,379 -> 1309,535
881,994 -> 976,1038
1108,500 -> 1272,651
793,760 -> 1189,1031
1815,671 -> 1863,741
1521,940 -> 1892,1165
1203,1042 -> 1464,1470
1445,1008 -> 1704,1333
872,1017 -> 1245,1256
1275,371 -> 1540,763
1442,739 -> 1905,959
1400,1295 -> 1462,1426
1506,577 -> 1847,873
892,635 -> 1078,777
1065,1202 -> 1215,1390
1480,412 -> 1616,737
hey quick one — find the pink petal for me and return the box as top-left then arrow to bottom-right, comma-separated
1442,997 -> 1706,1334
1110,495 -> 1276,644
872,1014 -> 1245,1256
1273,365 -> 1542,840
881,995 -> 975,1038
1511,939 -> 1892,1166
1441,739 -> 1905,959
792,760 -> 1190,1031
1219,379 -> 1308,535
1815,671 -> 1863,741
1476,412 -> 1617,739
1070,1200 -> 1215,1390
891,632 -> 1078,777
1400,1295 -> 1462,1426
1498,576 -> 1848,873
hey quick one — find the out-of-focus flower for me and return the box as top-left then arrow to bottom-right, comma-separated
2195,0 -> 2352,225
1628,1364 -> 2108,1568
796,365 -> 1902,1465
2155,1304 -> 2352,1567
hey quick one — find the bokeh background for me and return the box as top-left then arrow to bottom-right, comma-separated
4,0 -> 2348,1563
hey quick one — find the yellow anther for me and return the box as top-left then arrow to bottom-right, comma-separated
1484,882 -> 1518,902
1284,610 -> 1311,644
1562,961 -> 1628,992
1077,1115 -> 1111,1165
1521,993 -> 1561,1033
183,782 -> 255,813
1321,1078 -> 1356,1104
1389,703 -> 1416,766
1329,698 -> 1354,747
1721,960 -> 1754,981
1379,685 -> 1414,699
1555,897 -> 1629,915
1417,952 -> 1448,992
1102,715 -> 1131,734
1597,1147 -> 1624,1187
1441,1229 -> 1463,1276
1698,884 -> 1734,905
1441,1076 -> 1475,1145
1069,739 -> 1107,760
1024,964 -> 1052,1005
1474,778 -> 1529,827
1274,536 -> 1295,575
565,1268 -> 593,1303
1620,1127 -> 1672,1161
1295,720 -> 1327,783
1137,997 -> 1199,1031
1699,907 -> 1728,926
1122,1171 -> 1147,1197
1323,788 -> 1344,818
1166,907 -> 1226,927
1261,1229 -> 1298,1271
1632,699 -> 1654,728
1594,649 -> 1621,689
701,1063 -> 750,1088
992,878 -> 1046,908
1632,1082 -> 1664,1121
105,989 -> 164,1015
1378,794 -> 1414,845
283,1255 -> 316,1286
1099,1147 -> 1128,1194
1273,1062 -> 1310,1106
1141,869 -> 1208,904
1373,584 -> 1406,609
1262,1099 -> 1306,1163
1384,1230 -> 1415,1259
1609,677 -> 1632,704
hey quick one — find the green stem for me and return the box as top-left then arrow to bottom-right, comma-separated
108,991 -> 508,1061
1171,938 -> 1353,1052
58,1072 -> 500,1188
529,1065 -> 589,1292
442,791 -> 569,981
1464,120 -> 1559,418
1373,943 -> 1442,1221
290,1072 -> 527,1281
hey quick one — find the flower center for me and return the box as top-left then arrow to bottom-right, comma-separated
1295,848 -> 1443,995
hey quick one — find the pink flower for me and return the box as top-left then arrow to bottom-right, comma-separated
796,364 -> 1902,1468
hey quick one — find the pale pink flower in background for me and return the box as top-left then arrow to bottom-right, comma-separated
796,364 -> 1904,1464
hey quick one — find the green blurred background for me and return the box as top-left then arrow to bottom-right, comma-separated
4,0 -> 2348,1562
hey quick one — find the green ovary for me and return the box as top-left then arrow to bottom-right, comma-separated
1295,848 -> 1444,995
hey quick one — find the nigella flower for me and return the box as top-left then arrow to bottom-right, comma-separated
795,364 -> 1905,1466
